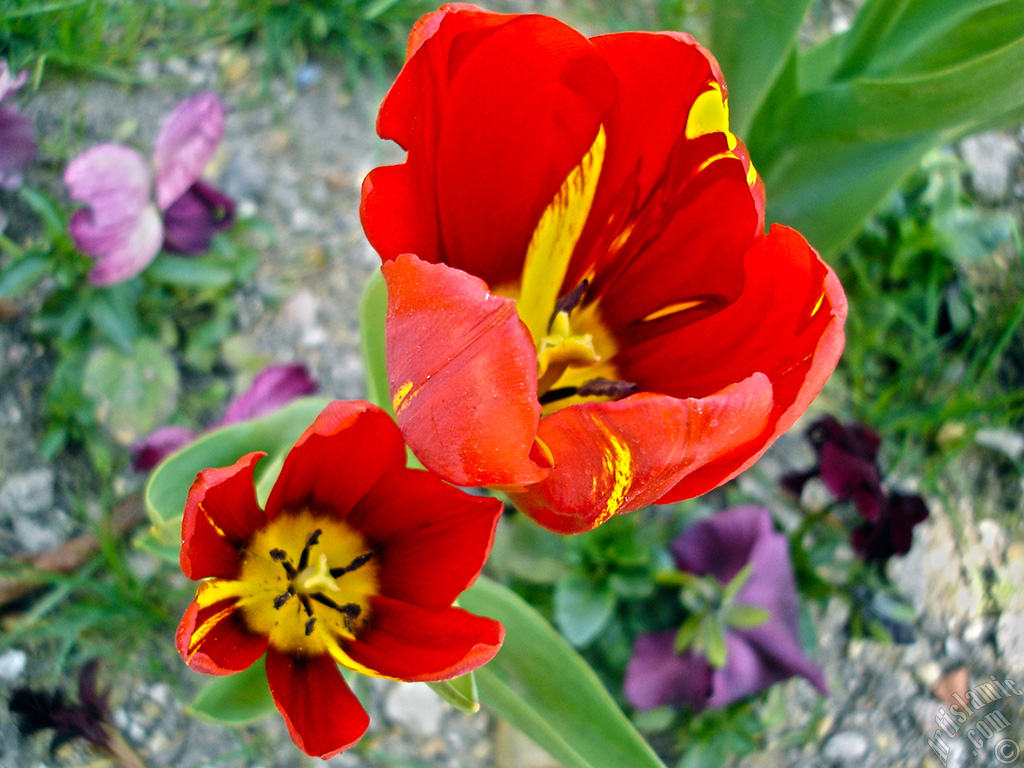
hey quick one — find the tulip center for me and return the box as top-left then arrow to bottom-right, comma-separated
532,281 -> 637,414
237,511 -> 379,655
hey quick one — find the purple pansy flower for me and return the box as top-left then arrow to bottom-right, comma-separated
64,92 -> 235,285
624,505 -> 828,711
0,60 -> 38,189
131,364 -> 318,471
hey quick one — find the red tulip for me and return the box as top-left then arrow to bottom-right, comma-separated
176,401 -> 504,758
361,4 -> 847,533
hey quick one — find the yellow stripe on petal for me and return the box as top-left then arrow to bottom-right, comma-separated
194,579 -> 255,608
592,420 -> 632,528
392,380 -> 414,415
517,125 -> 607,345
641,299 -> 705,323
746,161 -> 758,186
318,625 -> 395,680
188,604 -> 237,655
686,82 -> 729,140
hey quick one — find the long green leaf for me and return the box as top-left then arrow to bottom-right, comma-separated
706,0 -> 814,136
144,396 -> 330,524
461,577 -> 667,768
359,269 -> 392,416
763,133 -> 939,257
775,33 -> 1024,145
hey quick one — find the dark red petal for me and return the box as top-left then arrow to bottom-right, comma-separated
382,255 -> 547,487
508,380 -> 773,534
346,467 -> 503,610
180,452 -> 266,579
264,400 -> 407,519
265,648 -> 369,759
344,597 -> 503,682
637,225 -> 846,503
363,8 -> 616,286
176,595 -> 267,676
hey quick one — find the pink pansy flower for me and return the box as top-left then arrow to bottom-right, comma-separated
64,92 -> 235,285
0,60 -> 37,189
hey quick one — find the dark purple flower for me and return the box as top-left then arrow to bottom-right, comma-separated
783,415 -> 929,564
161,179 -> 235,254
130,425 -> 199,472
10,661 -> 110,754
782,415 -> 884,520
851,492 -> 929,563
0,60 -> 37,189
131,364 -> 318,471
64,92 -> 234,285
624,505 -> 827,711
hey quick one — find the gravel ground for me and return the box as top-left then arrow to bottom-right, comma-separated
1,3 -> 1023,767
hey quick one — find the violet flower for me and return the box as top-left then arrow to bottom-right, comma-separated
64,92 -> 235,285
0,60 -> 37,189
782,415 -> 929,564
131,363 -> 318,471
624,506 -> 827,711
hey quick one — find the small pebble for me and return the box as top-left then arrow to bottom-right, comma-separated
823,731 -> 870,762
0,648 -> 27,681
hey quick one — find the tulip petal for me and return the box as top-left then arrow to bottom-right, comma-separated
508,378 -> 772,534
623,631 -> 711,711
342,596 -> 503,682
265,648 -> 369,759
567,31 -> 756,317
153,92 -> 225,210
643,225 -> 847,503
363,7 -> 616,287
180,451 -> 267,579
176,589 -> 267,675
264,400 -> 406,520
346,467 -> 502,610
216,363 -> 318,428
382,255 -> 547,487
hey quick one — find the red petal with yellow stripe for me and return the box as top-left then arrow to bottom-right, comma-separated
382,254 -> 548,487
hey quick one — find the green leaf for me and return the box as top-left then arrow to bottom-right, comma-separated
145,254 -> 236,289
358,269 -> 391,416
773,34 -> 1024,146
82,339 -> 180,445
707,0 -> 815,136
673,614 -> 702,654
461,576 -> 668,768
763,132 -> 939,257
724,604 -> 769,629
0,253 -> 50,298
704,617 -> 728,669
134,518 -> 182,565
18,187 -> 66,239
144,396 -> 330,524
86,288 -> 139,352
553,572 -> 616,647
188,657 -> 276,725
427,673 -> 480,713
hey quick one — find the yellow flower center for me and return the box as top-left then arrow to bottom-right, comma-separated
235,511 -> 379,656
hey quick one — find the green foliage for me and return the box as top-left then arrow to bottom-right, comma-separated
833,152 -> 1024,464
0,0 -> 431,82
0,186 -> 259,474
741,0 -> 1024,256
